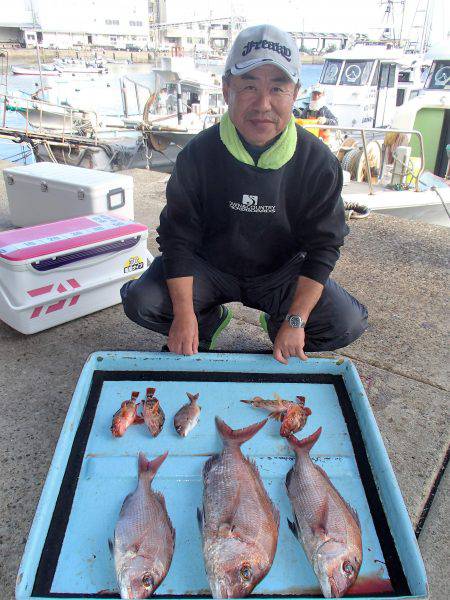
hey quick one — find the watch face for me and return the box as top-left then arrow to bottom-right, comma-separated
289,315 -> 302,328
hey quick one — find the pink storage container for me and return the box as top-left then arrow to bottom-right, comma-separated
0,213 -> 151,334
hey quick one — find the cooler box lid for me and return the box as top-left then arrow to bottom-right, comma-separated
4,162 -> 133,187
0,214 -> 147,262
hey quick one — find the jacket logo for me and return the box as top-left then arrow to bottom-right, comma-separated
242,39 -> 292,62
242,194 -> 258,206
229,194 -> 275,213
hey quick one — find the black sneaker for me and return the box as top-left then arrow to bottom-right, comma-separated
201,305 -> 233,351
343,201 -> 371,219
160,306 -> 233,353
259,312 -> 269,334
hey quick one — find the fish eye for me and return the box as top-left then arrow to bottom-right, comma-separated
342,561 -> 354,577
240,564 -> 252,581
142,573 -> 154,589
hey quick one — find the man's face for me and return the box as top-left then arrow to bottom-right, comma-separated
222,64 -> 299,147
311,91 -> 323,101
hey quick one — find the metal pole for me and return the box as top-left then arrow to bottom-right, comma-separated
360,129 -> 374,195
135,82 -> 142,113
35,44 -> 45,97
176,82 -> 182,124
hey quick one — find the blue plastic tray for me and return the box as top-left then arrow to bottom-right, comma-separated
16,352 -> 428,599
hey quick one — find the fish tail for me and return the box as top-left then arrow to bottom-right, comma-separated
240,399 -> 253,405
186,392 -> 199,404
287,427 -> 322,455
138,451 -> 168,483
215,416 -> 267,447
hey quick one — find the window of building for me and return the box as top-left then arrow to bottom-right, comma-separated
187,37 -> 193,44
106,19 -> 119,25
129,20 -> 143,26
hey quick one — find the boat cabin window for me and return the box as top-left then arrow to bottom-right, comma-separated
378,63 -> 396,88
339,60 -> 374,86
425,60 -> 450,90
320,60 -> 343,85
396,88 -> 405,106
371,62 -> 380,86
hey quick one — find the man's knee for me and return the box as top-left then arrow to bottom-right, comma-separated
334,302 -> 368,347
120,279 -> 147,322
303,292 -> 368,352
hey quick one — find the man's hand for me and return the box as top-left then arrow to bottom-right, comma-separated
317,116 -> 327,124
167,311 -> 199,355
273,322 -> 308,364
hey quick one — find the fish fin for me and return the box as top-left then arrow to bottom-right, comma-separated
310,499 -> 329,536
131,391 -> 140,400
108,537 -> 114,557
240,399 -> 253,405
197,507 -> 204,534
154,491 -> 176,539
218,487 -> 242,536
274,392 -> 283,401
305,407 -> 312,416
203,454 -> 219,477
119,492 -> 134,517
186,392 -> 199,404
215,416 -> 267,447
133,408 -> 144,424
268,411 -> 283,421
287,517 -> 299,540
295,395 -> 306,406
146,387 -> 156,397
314,463 -> 359,528
347,503 -> 361,529
245,458 -> 280,528
138,451 -> 168,483
285,467 -> 294,489
287,427 -> 322,455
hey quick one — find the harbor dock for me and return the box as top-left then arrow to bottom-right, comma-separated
0,165 -> 448,599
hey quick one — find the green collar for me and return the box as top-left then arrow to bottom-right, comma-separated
219,111 -> 297,170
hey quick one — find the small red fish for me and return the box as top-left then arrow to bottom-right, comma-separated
241,393 -> 311,438
111,391 -> 143,437
174,392 -> 201,437
142,387 -> 165,437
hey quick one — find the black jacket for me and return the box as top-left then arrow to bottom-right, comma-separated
156,123 -> 347,284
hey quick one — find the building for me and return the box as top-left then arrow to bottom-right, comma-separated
0,0 -> 150,50
148,0 -> 245,56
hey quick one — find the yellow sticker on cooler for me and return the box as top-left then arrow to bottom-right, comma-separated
124,255 -> 144,273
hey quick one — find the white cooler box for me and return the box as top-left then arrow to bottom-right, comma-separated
3,162 -> 134,227
0,213 -> 151,334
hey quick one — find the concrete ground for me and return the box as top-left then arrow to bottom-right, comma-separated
0,165 -> 448,599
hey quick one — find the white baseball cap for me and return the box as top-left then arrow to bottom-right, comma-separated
225,24 -> 301,84
311,83 -> 325,93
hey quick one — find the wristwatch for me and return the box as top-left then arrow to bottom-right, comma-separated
285,314 -> 306,328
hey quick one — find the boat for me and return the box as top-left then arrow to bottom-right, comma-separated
11,66 -> 60,76
421,40 -> 449,99
311,44 -> 426,129
129,57 -> 225,159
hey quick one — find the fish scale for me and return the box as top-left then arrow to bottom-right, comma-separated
286,428 -> 362,598
112,452 -> 175,599
199,417 -> 279,598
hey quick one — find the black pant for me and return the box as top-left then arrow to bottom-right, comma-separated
120,253 -> 368,352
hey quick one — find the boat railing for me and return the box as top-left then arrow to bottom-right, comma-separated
299,123 -> 425,194
120,76 -> 152,117
1,93 -> 103,143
